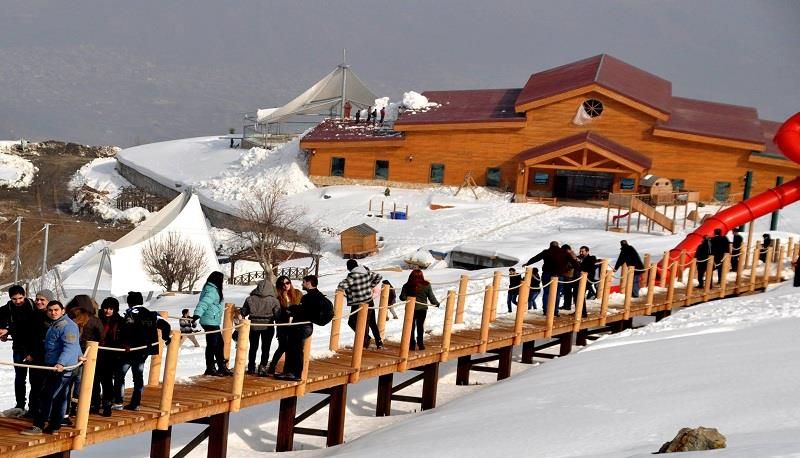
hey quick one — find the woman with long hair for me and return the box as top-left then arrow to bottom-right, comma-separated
64,295 -> 103,418
267,275 -> 303,375
399,269 -> 439,351
193,271 -> 231,376
96,297 -> 123,416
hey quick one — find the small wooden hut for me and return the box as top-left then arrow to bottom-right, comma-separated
340,224 -> 379,258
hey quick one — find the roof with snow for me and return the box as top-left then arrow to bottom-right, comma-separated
302,119 -> 404,142
257,65 -> 377,124
393,89 -> 525,126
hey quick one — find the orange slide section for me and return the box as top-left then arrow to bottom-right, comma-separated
666,112 -> 800,267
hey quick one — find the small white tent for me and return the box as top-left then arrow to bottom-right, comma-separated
256,64 -> 376,124
59,192 -> 220,297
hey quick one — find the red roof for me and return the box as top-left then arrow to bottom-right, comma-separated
758,119 -> 786,158
516,131 -> 652,169
655,97 -> 763,145
515,54 -> 672,115
394,88 -> 526,126
302,119 -> 404,142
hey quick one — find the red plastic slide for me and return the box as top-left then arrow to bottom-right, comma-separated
666,112 -> 800,266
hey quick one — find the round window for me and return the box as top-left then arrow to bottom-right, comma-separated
582,99 -> 604,118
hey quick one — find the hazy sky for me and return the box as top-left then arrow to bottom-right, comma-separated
1,0 -> 798,147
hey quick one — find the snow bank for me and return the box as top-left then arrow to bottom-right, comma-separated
69,158 -> 150,223
402,91 -> 438,110
0,152 -> 37,188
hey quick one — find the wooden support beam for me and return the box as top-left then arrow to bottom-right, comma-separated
665,259 -> 678,309
440,290 -> 456,362
456,355 -> 471,385
644,265 -> 657,314
702,257 -> 713,302
398,297 -> 416,372
230,321 -> 250,411
43,452 -> 71,458
349,303 -> 368,383
296,335 -> 312,397
490,270 -> 502,321
479,286 -> 492,353
455,275 -> 469,324
208,412 -> 230,458
623,268 -> 634,321
521,341 -> 535,364
496,346 -> 513,380
148,311 -> 169,387
559,333 -> 573,356
276,397 -> 297,452
422,363 -> 440,409
596,259 -> 609,299
544,278 -> 558,338
376,374 -> 393,417
513,268 -> 532,345
763,246 -> 774,289
157,330 -> 181,430
377,283 -> 390,337
222,304 -> 235,364
620,265 -> 629,298
750,242 -> 761,293
72,341 -> 98,450
775,244 -> 786,283
172,426 -> 210,458
576,329 -> 589,346
660,251 -> 669,288
685,259 -> 697,306
329,290 -> 345,351
599,269 -> 611,326
573,272 -> 587,332
150,427 -> 172,458
719,254 -> 731,298
642,253 -> 651,286
326,384 -> 347,447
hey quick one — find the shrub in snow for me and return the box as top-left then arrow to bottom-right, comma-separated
657,427 -> 726,453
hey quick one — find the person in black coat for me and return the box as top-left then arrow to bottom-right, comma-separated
710,228 -> 732,285
579,246 -> 598,303
731,228 -> 744,270
507,268 -> 521,313
560,245 -> 580,311
0,285 -> 38,411
696,235 -> 713,288
276,275 -> 321,381
759,233 -> 772,263
614,240 -> 644,297
524,241 -> 579,316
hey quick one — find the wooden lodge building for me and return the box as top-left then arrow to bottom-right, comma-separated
300,54 -> 796,202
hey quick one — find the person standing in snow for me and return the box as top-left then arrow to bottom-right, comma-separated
614,240 -> 644,298
179,309 -> 200,347
759,233 -> 772,263
399,269 -> 439,351
338,259 -> 383,349
193,272 -> 231,377
240,280 -> 280,375
507,268 -> 521,313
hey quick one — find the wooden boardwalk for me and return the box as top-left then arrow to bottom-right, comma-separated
0,243 -> 792,458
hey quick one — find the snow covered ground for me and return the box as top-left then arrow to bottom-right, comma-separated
0,149 -> 37,188
3,134 -> 800,456
69,157 -> 150,223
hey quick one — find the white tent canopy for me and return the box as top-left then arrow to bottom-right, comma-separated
256,65 -> 376,124
59,192 -> 220,297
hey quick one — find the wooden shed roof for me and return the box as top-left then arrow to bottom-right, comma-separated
516,131 -> 653,169
341,223 -> 379,236
393,88 -> 526,126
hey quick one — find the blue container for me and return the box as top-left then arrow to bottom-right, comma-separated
393,211 -> 407,220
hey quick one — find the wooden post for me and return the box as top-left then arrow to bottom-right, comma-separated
596,259 -> 609,298
208,412 -> 230,458
623,268 -> 634,321
156,330 -> 181,430
665,258 -> 678,308
380,200 -> 384,217
496,346 -> 513,380
276,397 -> 297,452
544,278 -> 558,338
642,253 -> 651,286
685,259 -> 697,306
775,245 -> 786,283
490,270 -> 502,321
295,335 -> 312,397
645,265 -> 657,315
230,321 -> 250,411
377,283 -> 390,337
421,362 -> 440,409
455,275 -> 468,324
735,244 -> 746,294
222,303 -> 235,363
749,243 -> 760,293
440,291 -> 456,362
72,341 -> 99,450
744,221 -> 755,268
573,272 -> 587,333
329,290 -> 345,351
326,384 -> 348,446
148,311 -> 169,386
719,254 -> 731,298
376,374 -> 393,417
599,269 -> 611,326
620,265 -> 628,297
513,268 -> 532,345
702,258 -> 713,302
398,298 -> 416,372
478,286 -> 492,353
660,251 -> 669,288
763,247 -> 773,289
150,428 -> 172,458
349,303 -> 368,383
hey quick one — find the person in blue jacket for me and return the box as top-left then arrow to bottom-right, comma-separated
193,271 -> 231,376
21,300 -> 81,436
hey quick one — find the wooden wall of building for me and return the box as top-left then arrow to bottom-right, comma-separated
306,93 -> 797,201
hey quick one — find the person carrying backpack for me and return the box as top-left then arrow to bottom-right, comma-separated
240,280 -> 280,375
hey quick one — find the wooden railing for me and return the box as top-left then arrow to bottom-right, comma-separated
630,196 -> 675,233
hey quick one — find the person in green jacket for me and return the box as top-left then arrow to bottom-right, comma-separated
399,269 -> 439,351
193,271 -> 231,376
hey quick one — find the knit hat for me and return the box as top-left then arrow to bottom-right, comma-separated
127,291 -> 144,306
36,289 -> 55,301
346,259 -> 358,271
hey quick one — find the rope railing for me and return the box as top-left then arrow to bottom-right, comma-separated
0,349 -> 89,371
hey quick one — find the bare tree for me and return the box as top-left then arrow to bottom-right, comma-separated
238,179 -> 321,284
142,232 -> 208,291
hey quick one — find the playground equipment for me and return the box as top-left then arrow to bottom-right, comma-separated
606,190 -> 698,233
663,112 -> 800,272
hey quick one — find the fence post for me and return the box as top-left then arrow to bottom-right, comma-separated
295,335 -> 312,397
735,245 -> 746,294
479,286 -> 492,353
398,298 -> 416,372
775,244 -> 786,283
329,290 -> 345,351
645,265 -> 657,315
490,270 -> 502,321
642,253 -> 651,286
72,341 -> 99,450
222,303 -> 235,364
513,268 -> 532,345
377,284 -> 390,338
596,259 -> 609,298
230,321 -> 250,412
660,252 -> 669,288
544,278 -> 558,338
440,291 -> 456,362
749,244 -> 760,293
685,259 -> 697,306
157,330 -> 181,430
763,247 -> 774,289
599,269 -> 611,326
702,258 -> 713,302
148,311 -> 169,386
572,272 -> 587,333
349,304 -> 368,383
455,275 -> 468,324
623,268 -> 634,321
666,259 -> 678,308
719,254 -> 731,298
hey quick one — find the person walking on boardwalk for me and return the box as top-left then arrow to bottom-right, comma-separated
382,279 -> 399,319
276,275 -> 325,381
560,244 -> 580,311
507,268 -> 521,313
65,295 -> 103,417
399,269 -> 439,351
117,291 -> 171,410
731,228 -> 744,270
614,240 -> 644,297
579,246 -> 598,301
193,272 -> 231,377
759,233 -> 772,263
241,280 -> 280,375
20,300 -> 81,436
710,228 -> 732,285
338,259 -> 384,349
523,241 -> 577,316
267,276 -> 303,375
26,289 -> 54,419
0,285 -> 38,413
179,309 -> 200,347
695,235 -> 713,288
96,298 -> 123,417
527,267 -> 541,310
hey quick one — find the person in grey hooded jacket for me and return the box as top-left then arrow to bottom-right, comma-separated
240,280 -> 281,375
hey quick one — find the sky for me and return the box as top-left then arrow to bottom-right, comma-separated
0,0 -> 798,147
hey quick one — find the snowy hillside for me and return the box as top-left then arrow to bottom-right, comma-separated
0,147 -> 37,188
